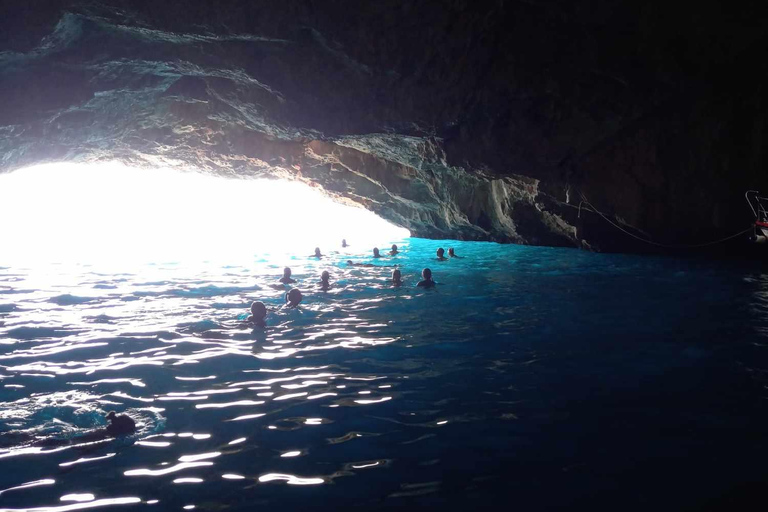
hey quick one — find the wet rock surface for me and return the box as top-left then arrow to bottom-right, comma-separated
1,0 -> 766,251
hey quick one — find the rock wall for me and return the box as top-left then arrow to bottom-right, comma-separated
1,0 -> 766,251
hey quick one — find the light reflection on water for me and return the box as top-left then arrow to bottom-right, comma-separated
2,239 -> 768,511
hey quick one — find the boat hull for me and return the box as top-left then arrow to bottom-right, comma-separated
752,222 -> 768,242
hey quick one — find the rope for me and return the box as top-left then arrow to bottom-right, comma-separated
574,195 -> 754,249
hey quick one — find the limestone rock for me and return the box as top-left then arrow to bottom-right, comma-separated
1,1 -> 766,252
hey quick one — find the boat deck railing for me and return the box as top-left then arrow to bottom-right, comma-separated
747,191 -> 768,223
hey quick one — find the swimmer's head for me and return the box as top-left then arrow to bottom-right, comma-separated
422,268 -> 432,280
448,248 -> 455,257
286,288 -> 303,306
392,269 -> 402,282
391,244 -> 398,252
342,239 -> 347,247
283,267 -> 292,278
373,247 -> 380,257
314,247 -> 321,257
105,411 -> 117,421
437,248 -> 445,258
346,260 -> 353,265
321,271 -> 330,283
250,301 -> 267,319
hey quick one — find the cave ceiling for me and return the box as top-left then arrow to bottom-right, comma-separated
1,0 -> 767,251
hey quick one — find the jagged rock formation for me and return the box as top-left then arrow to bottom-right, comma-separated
1,0 -> 766,251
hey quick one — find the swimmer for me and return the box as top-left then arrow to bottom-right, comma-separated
417,268 -> 436,288
285,288 -> 303,308
389,244 -> 399,255
105,411 -> 136,436
311,247 -> 323,258
373,247 -> 382,258
346,260 -> 378,268
245,301 -> 267,328
448,248 -> 462,258
319,270 -> 331,290
279,267 -> 296,284
342,239 -> 348,248
0,411 -> 137,448
436,248 -> 447,261
391,268 -> 403,286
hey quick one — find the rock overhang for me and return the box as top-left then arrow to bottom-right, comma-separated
1,0 -> 766,253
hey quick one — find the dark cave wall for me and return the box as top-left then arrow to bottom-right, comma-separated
569,53 -> 768,250
0,0 -> 766,251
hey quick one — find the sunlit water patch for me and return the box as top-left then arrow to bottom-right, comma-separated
2,239 -> 768,511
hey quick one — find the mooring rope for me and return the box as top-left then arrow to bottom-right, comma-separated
572,194 -> 754,249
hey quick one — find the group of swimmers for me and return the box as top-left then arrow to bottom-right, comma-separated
15,243 -> 462,442
242,241 -> 463,329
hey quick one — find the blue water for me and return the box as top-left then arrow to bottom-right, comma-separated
1,238 -> 768,511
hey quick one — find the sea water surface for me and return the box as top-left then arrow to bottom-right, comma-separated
1,238 -> 768,511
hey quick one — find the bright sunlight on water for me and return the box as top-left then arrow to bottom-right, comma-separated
2,165 -> 768,511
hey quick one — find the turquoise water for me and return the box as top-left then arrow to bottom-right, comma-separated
1,238 -> 768,511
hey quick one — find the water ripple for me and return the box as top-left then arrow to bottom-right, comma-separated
2,240 -> 768,510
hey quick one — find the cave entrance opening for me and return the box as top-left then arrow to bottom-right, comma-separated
0,162 -> 409,266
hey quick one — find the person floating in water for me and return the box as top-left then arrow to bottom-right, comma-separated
311,247 -> 323,258
105,411 -> 136,436
342,239 -> 348,248
245,301 -> 267,328
285,288 -> 303,308
346,260 -> 376,268
436,248 -> 447,261
448,248 -> 462,258
373,247 -> 382,258
391,269 -> 403,286
279,267 -> 296,284
1,410 -> 138,448
417,268 -> 436,288
389,244 -> 399,255
319,271 -> 331,291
